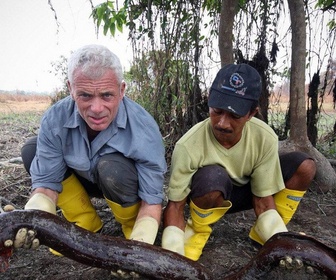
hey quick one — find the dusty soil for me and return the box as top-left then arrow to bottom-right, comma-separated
0,99 -> 335,280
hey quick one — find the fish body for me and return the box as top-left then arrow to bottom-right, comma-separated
0,210 -> 335,279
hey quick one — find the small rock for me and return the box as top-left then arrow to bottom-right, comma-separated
3,205 -> 15,212
9,157 -> 23,164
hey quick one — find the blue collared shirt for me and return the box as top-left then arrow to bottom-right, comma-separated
30,96 -> 167,204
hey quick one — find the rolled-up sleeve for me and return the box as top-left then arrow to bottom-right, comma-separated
30,115 -> 67,192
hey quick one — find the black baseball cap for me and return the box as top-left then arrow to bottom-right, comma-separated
208,63 -> 262,116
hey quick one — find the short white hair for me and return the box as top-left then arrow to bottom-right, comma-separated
67,44 -> 123,84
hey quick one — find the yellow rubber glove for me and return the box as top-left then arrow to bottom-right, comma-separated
161,226 -> 185,256
24,193 -> 56,215
129,217 -> 158,245
254,209 -> 288,243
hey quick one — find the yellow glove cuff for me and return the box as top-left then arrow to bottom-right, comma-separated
254,209 -> 287,243
25,193 -> 56,215
129,217 -> 158,245
162,226 -> 185,256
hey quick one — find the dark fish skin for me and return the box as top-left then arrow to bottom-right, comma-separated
224,231 -> 336,280
0,210 -> 211,280
0,210 -> 336,279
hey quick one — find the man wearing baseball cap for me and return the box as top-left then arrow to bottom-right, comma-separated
161,63 -> 316,261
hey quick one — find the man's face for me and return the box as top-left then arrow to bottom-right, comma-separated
209,107 -> 255,148
68,69 -> 125,133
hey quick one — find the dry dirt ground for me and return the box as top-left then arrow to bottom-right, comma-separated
0,98 -> 335,280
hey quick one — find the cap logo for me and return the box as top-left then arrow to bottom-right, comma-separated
230,73 -> 244,88
220,72 -> 248,97
227,106 -> 237,113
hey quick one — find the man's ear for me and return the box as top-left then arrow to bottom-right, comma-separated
120,80 -> 126,97
248,107 -> 259,119
249,107 -> 265,121
252,107 -> 259,116
67,81 -> 74,99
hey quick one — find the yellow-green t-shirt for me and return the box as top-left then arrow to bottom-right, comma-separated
168,117 -> 285,201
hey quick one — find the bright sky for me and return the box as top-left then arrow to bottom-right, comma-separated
0,0 -> 131,93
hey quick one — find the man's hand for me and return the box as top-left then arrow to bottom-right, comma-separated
279,255 -> 316,274
254,209 -> 288,243
111,269 -> 140,279
2,190 -> 57,251
24,193 -> 57,214
129,217 -> 159,244
13,228 -> 40,249
162,200 -> 187,255
2,204 -> 40,250
161,226 -> 185,255
129,202 -> 161,245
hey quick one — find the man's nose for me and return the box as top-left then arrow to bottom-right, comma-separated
90,97 -> 104,112
218,113 -> 231,129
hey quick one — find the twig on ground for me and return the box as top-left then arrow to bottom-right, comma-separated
0,196 -> 21,210
0,178 -> 31,190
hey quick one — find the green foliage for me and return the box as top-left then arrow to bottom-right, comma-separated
202,0 -> 221,13
320,144 -> 336,159
125,50 -> 207,161
91,1 -> 127,36
49,55 -> 69,104
315,0 -> 336,31
91,0 -> 210,162
89,0 -> 335,160
127,51 -> 192,122
50,90 -> 69,105
327,19 -> 336,30
315,0 -> 335,8
316,129 -> 336,159
0,111 -> 43,135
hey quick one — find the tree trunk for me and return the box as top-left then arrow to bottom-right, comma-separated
307,72 -> 320,146
219,0 -> 238,65
218,0 -> 336,192
283,0 -> 335,192
287,0 -> 307,144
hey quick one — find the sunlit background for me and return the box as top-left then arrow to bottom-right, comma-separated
0,0 -> 131,93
